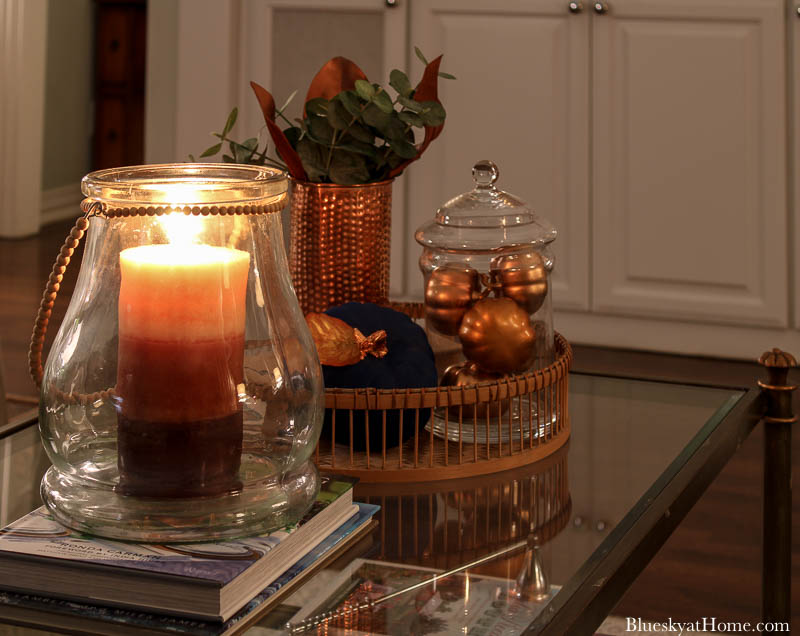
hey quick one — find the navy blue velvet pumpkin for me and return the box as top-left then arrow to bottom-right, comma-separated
321,303 -> 438,451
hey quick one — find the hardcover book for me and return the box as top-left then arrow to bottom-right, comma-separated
0,475 -> 358,622
0,502 -> 379,636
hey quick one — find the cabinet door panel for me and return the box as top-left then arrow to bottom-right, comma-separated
407,0 -> 590,308
593,0 -> 787,327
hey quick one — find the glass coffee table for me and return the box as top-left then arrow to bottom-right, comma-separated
0,368 -> 791,635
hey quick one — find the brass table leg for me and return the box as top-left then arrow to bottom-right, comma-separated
758,349 -> 796,627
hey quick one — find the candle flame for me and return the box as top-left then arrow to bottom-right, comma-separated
153,182 -> 215,246
158,182 -> 207,206
160,212 -> 205,246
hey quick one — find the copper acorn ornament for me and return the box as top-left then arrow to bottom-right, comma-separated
424,264 -> 482,336
440,362 -> 510,420
490,251 -> 548,315
458,298 -> 537,374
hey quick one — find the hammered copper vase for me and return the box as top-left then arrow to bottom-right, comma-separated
290,179 -> 392,313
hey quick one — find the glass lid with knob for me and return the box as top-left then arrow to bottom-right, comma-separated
415,160 -> 556,253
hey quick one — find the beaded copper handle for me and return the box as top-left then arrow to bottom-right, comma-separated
28,193 -> 288,392
29,201 -> 99,388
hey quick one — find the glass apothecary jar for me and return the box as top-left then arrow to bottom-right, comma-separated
34,164 -> 324,542
415,160 -> 557,444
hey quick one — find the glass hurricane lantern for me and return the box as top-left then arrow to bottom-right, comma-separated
30,164 -> 323,542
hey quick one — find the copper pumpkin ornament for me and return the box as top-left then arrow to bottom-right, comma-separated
440,362 -> 511,420
490,251 -> 548,315
458,298 -> 537,374
424,264 -> 482,336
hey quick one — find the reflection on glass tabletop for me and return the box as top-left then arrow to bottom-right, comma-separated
0,373 -> 744,635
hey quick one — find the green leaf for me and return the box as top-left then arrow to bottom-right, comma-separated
337,91 -> 363,117
372,89 -> 394,114
329,150 -> 369,185
389,137 -> 418,159
240,140 -> 259,162
438,71 -> 457,80
387,152 -> 405,169
384,116 -> 408,141
199,142 -> 223,158
222,108 -> 238,136
233,141 -> 252,163
307,116 -> 334,144
398,111 -> 424,127
222,154 -> 235,163
419,101 -> 446,126
338,138 -> 379,160
296,137 -> 326,181
305,97 -> 329,117
354,79 -> 375,101
398,95 -> 423,113
188,154 -> 196,162
284,126 -> 302,148
414,46 -> 428,65
389,69 -> 413,97
362,103 -> 392,130
327,99 -> 351,130
347,121 -> 374,143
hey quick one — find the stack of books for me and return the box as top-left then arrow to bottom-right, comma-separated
0,475 -> 377,635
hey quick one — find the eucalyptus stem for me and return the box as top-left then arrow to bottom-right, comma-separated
214,130 -> 287,170
275,108 -> 294,129
260,156 -> 289,170
252,145 -> 288,170
324,129 -> 341,178
379,120 -> 414,169
323,101 -> 370,181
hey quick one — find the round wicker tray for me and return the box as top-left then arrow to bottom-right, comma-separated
314,307 -> 572,482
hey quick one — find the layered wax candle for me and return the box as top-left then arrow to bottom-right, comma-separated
116,244 -> 250,497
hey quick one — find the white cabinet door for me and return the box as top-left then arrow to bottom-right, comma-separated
406,0 -> 590,309
592,0 -> 787,327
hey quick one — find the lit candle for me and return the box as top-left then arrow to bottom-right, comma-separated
115,243 -> 250,498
